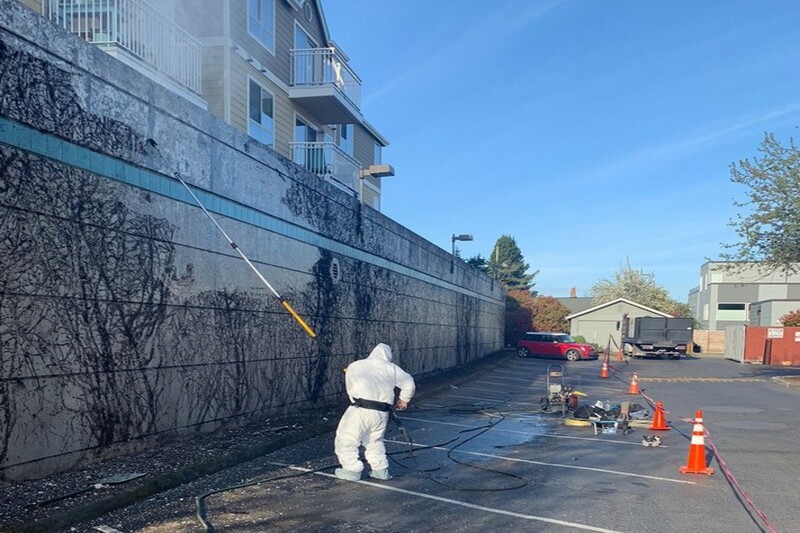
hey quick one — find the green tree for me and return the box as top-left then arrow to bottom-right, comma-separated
466,253 -> 488,272
591,262 -> 691,317
723,133 -> 800,271
487,235 -> 538,293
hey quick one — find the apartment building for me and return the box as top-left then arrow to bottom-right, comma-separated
22,0 -> 392,209
689,261 -> 800,330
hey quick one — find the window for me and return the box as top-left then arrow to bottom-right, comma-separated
373,142 -> 382,164
248,0 -> 275,53
248,79 -> 274,147
525,333 -> 545,342
338,124 -> 353,156
717,302 -> 746,321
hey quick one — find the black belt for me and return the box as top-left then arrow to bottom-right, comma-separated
350,398 -> 410,443
351,398 -> 393,412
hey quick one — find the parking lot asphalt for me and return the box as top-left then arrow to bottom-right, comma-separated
9,352 -> 800,532
4,351 -> 510,532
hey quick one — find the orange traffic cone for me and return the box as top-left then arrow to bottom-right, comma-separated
617,347 -> 623,361
649,401 -> 670,431
627,372 -> 640,394
680,410 -> 714,475
599,359 -> 609,379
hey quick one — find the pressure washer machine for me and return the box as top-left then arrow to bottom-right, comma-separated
540,365 -> 581,416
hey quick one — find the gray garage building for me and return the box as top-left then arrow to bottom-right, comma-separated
566,298 -> 671,348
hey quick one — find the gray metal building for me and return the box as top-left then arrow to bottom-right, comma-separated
688,262 -> 800,330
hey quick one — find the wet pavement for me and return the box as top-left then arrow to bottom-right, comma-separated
5,352 -> 800,532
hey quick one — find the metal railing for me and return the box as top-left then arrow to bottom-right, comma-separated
43,0 -> 202,95
290,142 -> 360,194
290,48 -> 361,109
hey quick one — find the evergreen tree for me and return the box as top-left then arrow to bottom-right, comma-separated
466,254 -> 488,272
487,235 -> 538,293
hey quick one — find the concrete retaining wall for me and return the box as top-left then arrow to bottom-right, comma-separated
0,1 -> 504,480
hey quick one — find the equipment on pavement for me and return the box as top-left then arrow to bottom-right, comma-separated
540,365 -> 584,416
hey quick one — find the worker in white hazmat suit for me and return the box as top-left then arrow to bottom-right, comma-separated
334,343 -> 415,481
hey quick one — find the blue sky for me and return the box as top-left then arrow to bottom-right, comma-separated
323,1 -> 800,300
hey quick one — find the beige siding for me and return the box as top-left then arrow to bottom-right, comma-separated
274,5 -> 293,80
272,93 -> 294,158
229,54 -> 250,134
353,123 -> 376,167
362,187 -> 380,210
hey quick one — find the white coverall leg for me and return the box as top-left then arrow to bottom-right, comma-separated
334,408 -> 388,472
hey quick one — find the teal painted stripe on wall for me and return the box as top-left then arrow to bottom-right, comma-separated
0,117 -> 501,305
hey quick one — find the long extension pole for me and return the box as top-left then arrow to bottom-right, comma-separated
146,139 -> 316,338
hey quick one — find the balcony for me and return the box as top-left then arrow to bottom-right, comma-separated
43,0 -> 205,109
290,142 -> 360,196
289,48 -> 362,124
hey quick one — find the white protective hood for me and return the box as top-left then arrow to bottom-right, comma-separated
345,344 -> 415,405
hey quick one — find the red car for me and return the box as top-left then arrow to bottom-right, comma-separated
517,332 -> 597,361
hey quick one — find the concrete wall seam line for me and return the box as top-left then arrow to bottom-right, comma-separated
0,116 -> 500,305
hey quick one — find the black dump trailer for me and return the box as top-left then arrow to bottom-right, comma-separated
623,317 -> 693,360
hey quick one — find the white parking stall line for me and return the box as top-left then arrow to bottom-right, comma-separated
384,441 -> 693,485
397,416 -> 645,446
279,465 -> 624,532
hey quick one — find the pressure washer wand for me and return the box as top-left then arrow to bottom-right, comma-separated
146,139 -> 316,338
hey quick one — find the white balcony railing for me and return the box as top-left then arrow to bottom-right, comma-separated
43,0 -> 202,96
290,48 -> 361,110
290,142 -> 360,194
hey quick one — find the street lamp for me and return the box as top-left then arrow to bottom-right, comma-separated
451,233 -> 473,273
